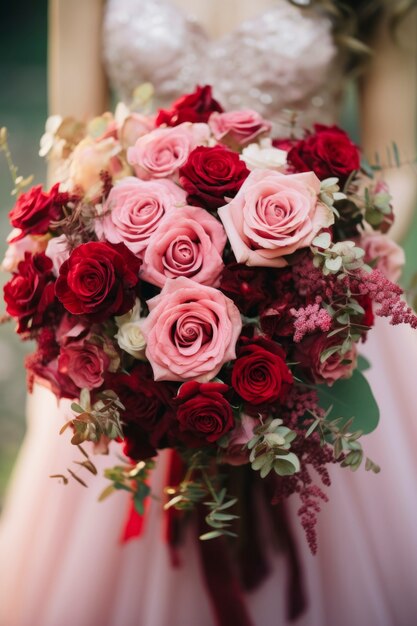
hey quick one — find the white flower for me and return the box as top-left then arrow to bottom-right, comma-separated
115,299 -> 147,359
241,138 -> 287,171
116,322 -> 147,359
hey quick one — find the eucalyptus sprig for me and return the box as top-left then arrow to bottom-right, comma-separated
305,409 -> 380,473
60,388 -> 125,445
100,459 -> 155,514
164,450 -> 239,541
312,234 -> 368,276
0,127 -> 34,195
311,234 -> 372,361
248,418 -> 300,478
199,472 -> 238,540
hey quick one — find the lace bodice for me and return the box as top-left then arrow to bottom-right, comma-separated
103,0 -> 346,131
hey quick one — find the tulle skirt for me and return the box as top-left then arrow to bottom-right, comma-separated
1,318 -> 417,626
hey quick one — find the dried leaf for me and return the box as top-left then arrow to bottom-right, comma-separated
49,474 -> 69,485
74,460 -> 98,475
67,468 -> 88,487
76,444 -> 89,459
59,420 -> 74,435
98,484 -> 116,502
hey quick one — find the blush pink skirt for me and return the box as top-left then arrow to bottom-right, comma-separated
1,318 -> 417,626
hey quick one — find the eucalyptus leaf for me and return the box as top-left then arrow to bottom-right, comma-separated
273,452 -> 300,476
71,403 -> 84,414
312,232 -> 331,249
325,257 -> 343,272
217,498 -> 238,511
199,530 -> 223,541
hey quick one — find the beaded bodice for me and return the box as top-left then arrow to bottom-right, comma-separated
103,0 -> 345,131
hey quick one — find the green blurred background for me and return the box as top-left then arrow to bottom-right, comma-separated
0,1 -> 416,507
0,1 -> 48,503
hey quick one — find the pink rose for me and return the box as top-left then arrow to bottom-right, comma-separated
222,414 -> 258,466
95,177 -> 187,256
141,276 -> 242,382
56,314 -> 88,345
119,113 -> 155,149
295,334 -> 357,386
1,230 -> 47,273
45,234 -> 71,276
69,136 -> 131,197
218,169 -> 334,267
362,233 -> 405,283
209,110 -> 272,147
58,340 -> 110,389
127,122 -> 210,180
116,103 -> 155,150
141,205 -> 226,288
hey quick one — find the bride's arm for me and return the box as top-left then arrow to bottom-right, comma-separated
48,0 -> 108,119
359,8 -> 417,242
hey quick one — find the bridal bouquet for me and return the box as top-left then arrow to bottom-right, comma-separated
2,86 -> 416,552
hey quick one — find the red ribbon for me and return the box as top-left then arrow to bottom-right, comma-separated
121,454 -> 307,623
120,498 -> 146,543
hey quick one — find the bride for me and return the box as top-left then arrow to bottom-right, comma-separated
0,1 -> 416,625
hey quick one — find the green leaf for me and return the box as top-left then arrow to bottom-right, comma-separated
316,369 -> 379,434
251,453 -> 269,471
199,530 -> 223,541
210,513 -> 239,522
305,419 -> 320,438
71,403 -> 84,414
357,354 -> 371,372
273,452 -> 300,476
320,345 -> 343,363
216,498 -> 238,511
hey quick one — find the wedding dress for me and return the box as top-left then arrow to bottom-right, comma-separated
1,1 -> 416,625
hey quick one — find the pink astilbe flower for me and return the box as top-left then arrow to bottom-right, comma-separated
347,269 -> 417,328
297,482 -> 329,554
292,254 -> 337,300
282,385 -> 323,427
272,385 -> 335,553
291,298 -> 333,343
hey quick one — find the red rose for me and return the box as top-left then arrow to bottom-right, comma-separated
55,241 -> 141,321
232,337 -> 293,406
3,252 -> 57,333
175,381 -> 234,445
288,125 -> 360,183
260,293 -> 297,339
272,138 -> 298,152
108,363 -> 176,460
179,145 -> 249,211
58,340 -> 110,390
155,85 -> 223,127
122,425 -> 158,462
9,183 -> 66,241
220,263 -> 271,315
357,295 -> 375,330
110,363 -> 175,431
294,334 -> 357,386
